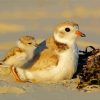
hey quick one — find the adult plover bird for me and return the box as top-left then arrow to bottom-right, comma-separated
11,21 -> 86,83
0,35 -> 38,68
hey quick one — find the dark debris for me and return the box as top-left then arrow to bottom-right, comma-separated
76,46 -> 100,89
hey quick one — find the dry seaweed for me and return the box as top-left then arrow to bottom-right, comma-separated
76,46 -> 100,89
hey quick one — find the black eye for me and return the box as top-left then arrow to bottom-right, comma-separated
28,43 -> 32,45
65,28 -> 70,32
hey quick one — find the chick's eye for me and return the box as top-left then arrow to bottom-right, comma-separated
28,43 -> 32,45
65,28 -> 70,32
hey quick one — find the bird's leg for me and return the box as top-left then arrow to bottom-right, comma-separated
11,66 -> 24,82
11,66 -> 30,83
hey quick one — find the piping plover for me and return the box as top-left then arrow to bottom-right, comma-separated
11,21 -> 86,83
0,35 -> 38,68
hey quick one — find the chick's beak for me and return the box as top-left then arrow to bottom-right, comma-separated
34,43 -> 38,47
75,30 -> 86,37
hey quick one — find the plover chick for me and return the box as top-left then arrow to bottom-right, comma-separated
0,35 -> 38,68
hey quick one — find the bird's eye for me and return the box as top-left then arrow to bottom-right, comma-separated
65,28 -> 70,32
28,43 -> 32,45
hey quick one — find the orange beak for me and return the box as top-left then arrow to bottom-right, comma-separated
75,30 -> 86,37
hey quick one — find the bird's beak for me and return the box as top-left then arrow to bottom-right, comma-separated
75,30 -> 86,37
34,43 -> 38,47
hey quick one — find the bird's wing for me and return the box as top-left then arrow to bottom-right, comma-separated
29,48 -> 59,71
2,47 -> 26,62
15,52 -> 27,61
46,36 -> 55,49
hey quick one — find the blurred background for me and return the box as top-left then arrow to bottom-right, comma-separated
0,0 -> 100,56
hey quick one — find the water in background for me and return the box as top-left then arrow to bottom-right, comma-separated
0,0 -> 100,56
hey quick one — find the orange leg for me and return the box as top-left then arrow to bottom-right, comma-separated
11,66 -> 25,83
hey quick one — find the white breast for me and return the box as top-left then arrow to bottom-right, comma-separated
25,48 -> 35,61
53,44 -> 78,80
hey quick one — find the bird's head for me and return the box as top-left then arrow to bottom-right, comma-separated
54,21 -> 86,46
17,35 -> 38,50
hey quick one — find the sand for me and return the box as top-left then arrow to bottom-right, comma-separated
0,66 -> 100,100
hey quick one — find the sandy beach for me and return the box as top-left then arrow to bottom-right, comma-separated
0,70 -> 100,100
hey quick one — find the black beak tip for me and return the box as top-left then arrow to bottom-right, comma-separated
81,33 -> 86,37
35,44 -> 38,47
